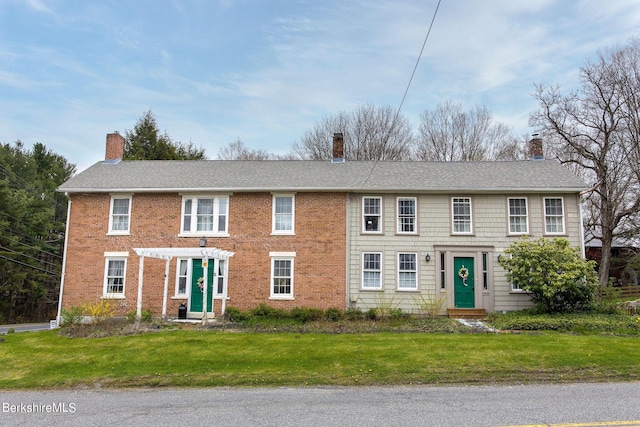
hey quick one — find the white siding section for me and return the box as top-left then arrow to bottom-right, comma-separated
347,192 -> 582,313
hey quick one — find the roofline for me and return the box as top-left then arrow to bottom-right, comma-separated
57,186 -> 586,194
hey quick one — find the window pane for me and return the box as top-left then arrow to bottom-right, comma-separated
183,199 -> 192,232
196,199 -> 214,231
398,198 -> 416,233
363,253 -> 381,288
452,198 -> 471,233
112,198 -> 129,215
106,259 -> 125,294
272,259 -> 292,295
274,196 -> 293,231
398,253 -> 417,289
545,198 -> 564,233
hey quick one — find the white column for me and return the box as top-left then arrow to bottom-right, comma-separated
202,256 -> 209,325
162,257 -> 171,319
136,255 -> 144,320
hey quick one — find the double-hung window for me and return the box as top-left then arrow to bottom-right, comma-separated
363,197 -> 382,233
103,252 -> 128,298
272,194 -> 295,234
397,197 -> 417,234
176,259 -> 189,296
544,197 -> 565,234
181,196 -> 228,236
508,197 -> 529,235
397,253 -> 417,290
270,252 -> 295,299
108,195 -> 131,234
362,252 -> 382,289
452,197 -> 473,234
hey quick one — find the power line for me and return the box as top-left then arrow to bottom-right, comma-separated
0,244 -> 61,269
393,0 -> 442,123
0,232 -> 63,259
0,254 -> 60,276
362,0 -> 442,188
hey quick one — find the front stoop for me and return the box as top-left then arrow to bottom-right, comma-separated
447,308 -> 487,319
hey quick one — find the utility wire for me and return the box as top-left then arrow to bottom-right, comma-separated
0,232 -> 63,259
0,244 -> 61,269
361,0 -> 442,188
393,0 -> 442,124
0,254 -> 60,276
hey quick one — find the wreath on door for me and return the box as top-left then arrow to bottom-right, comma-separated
458,266 -> 469,286
197,277 -> 205,292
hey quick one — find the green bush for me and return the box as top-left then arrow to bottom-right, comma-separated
224,307 -> 250,322
486,311 -> 640,335
125,309 -> 153,322
325,307 -> 344,322
345,308 -> 364,320
60,306 -> 83,326
291,307 -> 324,323
499,237 -> 598,313
250,303 -> 290,319
366,308 -> 378,320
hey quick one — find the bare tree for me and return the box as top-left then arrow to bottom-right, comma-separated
217,139 -> 274,160
415,100 -> 522,161
291,104 -> 414,160
530,38 -> 640,287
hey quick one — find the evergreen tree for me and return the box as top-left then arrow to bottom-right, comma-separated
124,110 -> 206,160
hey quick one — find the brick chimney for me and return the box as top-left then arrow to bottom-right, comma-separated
332,132 -> 344,163
105,132 -> 125,162
529,134 -> 544,160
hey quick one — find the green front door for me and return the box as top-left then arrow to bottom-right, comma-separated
190,259 -> 214,313
454,257 -> 475,308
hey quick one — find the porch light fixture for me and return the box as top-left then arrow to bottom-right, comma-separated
425,254 -> 431,262
199,236 -> 207,247
497,254 -> 503,262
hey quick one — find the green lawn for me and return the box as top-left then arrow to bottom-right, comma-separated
1,328 -> 640,389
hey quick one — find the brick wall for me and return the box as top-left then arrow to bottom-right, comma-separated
61,191 -> 347,316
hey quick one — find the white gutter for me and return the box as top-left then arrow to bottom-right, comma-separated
56,194 -> 72,326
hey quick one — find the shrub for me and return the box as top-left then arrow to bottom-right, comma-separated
499,237 -> 598,313
366,308 -> 378,320
291,307 -> 324,323
82,300 -> 115,324
60,306 -> 83,326
325,307 -> 344,322
224,307 -> 250,322
345,308 -> 364,320
374,293 -> 400,319
415,292 -> 447,318
250,303 -> 290,319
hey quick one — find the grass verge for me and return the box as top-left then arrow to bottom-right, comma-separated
2,328 -> 640,389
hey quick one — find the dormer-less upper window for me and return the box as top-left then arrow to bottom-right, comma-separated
108,195 -> 131,235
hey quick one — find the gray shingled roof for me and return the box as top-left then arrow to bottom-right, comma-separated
57,159 -> 586,193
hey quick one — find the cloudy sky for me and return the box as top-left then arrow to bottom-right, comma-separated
1,0 -> 640,171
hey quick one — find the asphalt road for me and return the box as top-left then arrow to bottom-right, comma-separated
0,323 -> 51,334
1,382 -> 640,427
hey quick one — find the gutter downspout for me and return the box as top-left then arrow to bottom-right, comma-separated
56,194 -> 72,326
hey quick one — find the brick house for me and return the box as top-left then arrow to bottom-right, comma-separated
56,133 -> 587,322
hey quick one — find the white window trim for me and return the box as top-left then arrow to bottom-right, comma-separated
507,197 -> 529,235
397,197 -> 418,235
107,194 -> 132,235
451,197 -> 473,235
397,252 -> 418,291
271,193 -> 295,235
544,197 -> 566,235
269,252 -> 295,300
179,195 -> 230,237
361,252 -> 383,290
362,196 -> 383,234
102,252 -> 129,299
